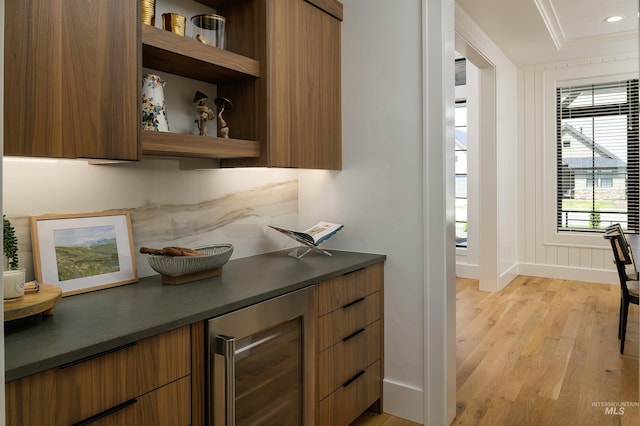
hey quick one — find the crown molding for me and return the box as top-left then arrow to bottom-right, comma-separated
534,0 -> 638,51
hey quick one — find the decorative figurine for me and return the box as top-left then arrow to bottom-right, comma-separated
214,97 -> 233,138
193,91 -> 215,136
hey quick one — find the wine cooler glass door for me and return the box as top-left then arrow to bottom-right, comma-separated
208,286 -> 315,426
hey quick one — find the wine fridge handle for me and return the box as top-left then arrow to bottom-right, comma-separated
215,334 -> 236,426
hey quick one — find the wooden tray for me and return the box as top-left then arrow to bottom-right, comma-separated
4,283 -> 62,321
161,267 -> 222,285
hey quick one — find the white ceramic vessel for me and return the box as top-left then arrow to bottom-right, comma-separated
3,269 -> 25,301
141,74 -> 169,132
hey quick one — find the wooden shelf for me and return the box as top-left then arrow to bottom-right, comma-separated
141,131 -> 260,159
141,25 -> 260,84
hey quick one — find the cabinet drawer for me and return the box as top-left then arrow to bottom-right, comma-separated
6,326 -> 191,426
317,263 -> 383,316
318,320 -> 381,400
318,360 -> 381,426
91,376 -> 191,426
318,291 -> 380,351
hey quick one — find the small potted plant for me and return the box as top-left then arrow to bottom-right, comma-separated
3,215 -> 24,300
3,215 -> 18,270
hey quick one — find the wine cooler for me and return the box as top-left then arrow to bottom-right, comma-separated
207,286 -> 315,425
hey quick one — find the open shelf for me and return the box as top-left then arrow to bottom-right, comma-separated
141,25 -> 260,84
140,24 -> 260,161
141,131 -> 260,159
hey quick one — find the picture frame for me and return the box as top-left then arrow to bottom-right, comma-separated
30,211 -> 138,296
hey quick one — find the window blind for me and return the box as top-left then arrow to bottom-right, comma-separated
556,79 -> 639,233
455,100 -> 468,247
455,58 -> 466,87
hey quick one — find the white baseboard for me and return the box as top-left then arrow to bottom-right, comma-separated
455,262 -> 480,279
456,263 -> 517,290
382,379 -> 423,424
456,262 -> 616,289
498,263 -> 519,290
517,262 -> 617,285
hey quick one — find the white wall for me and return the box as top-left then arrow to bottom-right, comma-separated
519,56 -> 638,284
299,0 -> 456,423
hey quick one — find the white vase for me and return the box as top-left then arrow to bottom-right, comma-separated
141,74 -> 169,132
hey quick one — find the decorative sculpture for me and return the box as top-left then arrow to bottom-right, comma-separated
214,97 -> 233,138
193,91 -> 215,136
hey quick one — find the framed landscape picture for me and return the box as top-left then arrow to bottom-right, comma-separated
31,211 -> 138,296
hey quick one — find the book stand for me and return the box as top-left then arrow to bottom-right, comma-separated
267,222 -> 343,259
288,243 -> 333,259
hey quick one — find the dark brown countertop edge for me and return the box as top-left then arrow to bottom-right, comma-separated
5,249 -> 385,382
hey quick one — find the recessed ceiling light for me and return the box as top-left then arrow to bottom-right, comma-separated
604,15 -> 624,23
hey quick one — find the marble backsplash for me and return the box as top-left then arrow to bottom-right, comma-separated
3,157 -> 299,280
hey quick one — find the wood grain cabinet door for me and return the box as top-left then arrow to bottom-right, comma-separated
318,360 -> 381,425
5,326 -> 190,426
266,0 -> 342,169
88,377 -> 191,426
4,0 -> 140,160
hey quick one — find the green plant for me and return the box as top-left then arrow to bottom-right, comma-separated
589,212 -> 601,229
3,215 -> 18,270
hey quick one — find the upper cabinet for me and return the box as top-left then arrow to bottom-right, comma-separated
4,0 -> 139,160
219,0 -> 343,169
4,0 -> 342,169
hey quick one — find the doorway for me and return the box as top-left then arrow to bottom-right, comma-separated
454,38 -> 499,292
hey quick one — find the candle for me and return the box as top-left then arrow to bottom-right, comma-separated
4,269 -> 25,300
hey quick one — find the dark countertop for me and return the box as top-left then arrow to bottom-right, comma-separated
4,249 -> 385,382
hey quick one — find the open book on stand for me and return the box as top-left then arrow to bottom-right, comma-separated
268,222 -> 344,258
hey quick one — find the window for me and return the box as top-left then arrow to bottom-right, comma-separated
556,79 -> 639,233
455,58 -> 466,87
455,101 -> 468,246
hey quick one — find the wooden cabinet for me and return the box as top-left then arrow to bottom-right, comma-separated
3,261 -> 382,426
5,0 -> 342,168
268,0 -> 342,169
218,0 -> 343,169
4,0 -> 139,160
5,326 -> 191,426
315,262 -> 384,424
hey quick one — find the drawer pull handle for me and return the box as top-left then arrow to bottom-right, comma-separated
59,342 -> 137,369
342,297 -> 365,309
343,328 -> 366,342
71,398 -> 138,426
342,370 -> 366,387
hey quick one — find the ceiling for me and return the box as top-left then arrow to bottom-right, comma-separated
455,0 -> 638,66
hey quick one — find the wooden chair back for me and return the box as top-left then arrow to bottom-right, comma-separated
604,224 -> 637,298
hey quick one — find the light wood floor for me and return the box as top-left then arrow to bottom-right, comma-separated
354,276 -> 639,426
